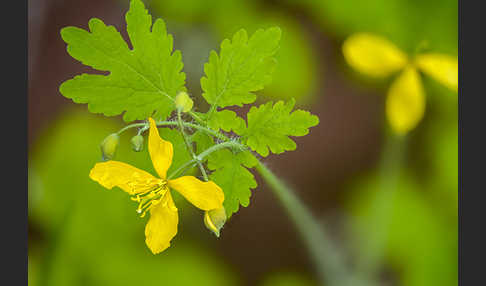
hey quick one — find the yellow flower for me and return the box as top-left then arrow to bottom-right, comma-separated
89,118 -> 224,254
343,33 -> 458,135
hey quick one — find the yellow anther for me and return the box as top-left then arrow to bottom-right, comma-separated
129,181 -> 169,218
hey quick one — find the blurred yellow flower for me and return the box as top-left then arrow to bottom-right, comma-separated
343,33 -> 458,135
89,117 -> 224,254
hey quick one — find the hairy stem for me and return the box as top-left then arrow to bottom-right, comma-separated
167,160 -> 198,180
177,110 -> 209,181
196,141 -> 244,161
167,141 -> 242,179
206,105 -> 217,122
117,120 -> 228,141
188,111 -> 206,125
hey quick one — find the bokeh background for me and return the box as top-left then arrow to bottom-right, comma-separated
28,0 -> 457,285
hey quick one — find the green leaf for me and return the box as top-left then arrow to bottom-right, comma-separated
208,150 -> 258,217
190,110 -> 246,134
242,98 -> 319,157
192,131 -> 258,217
207,110 -> 246,134
200,27 -> 281,109
191,130 -> 215,154
59,0 -> 186,122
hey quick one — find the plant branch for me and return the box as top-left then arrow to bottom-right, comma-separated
167,141 -> 243,179
177,110 -> 209,181
117,120 -> 228,141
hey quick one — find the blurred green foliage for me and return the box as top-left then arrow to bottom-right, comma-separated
29,111 -> 239,286
346,171 -> 457,286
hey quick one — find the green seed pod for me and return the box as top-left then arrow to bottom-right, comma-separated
131,134 -> 144,152
175,91 -> 194,113
204,206 -> 227,237
100,133 -> 119,161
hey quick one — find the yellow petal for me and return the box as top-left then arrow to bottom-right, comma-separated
148,117 -> 173,179
386,66 -> 426,135
145,192 -> 178,254
89,161 -> 158,195
343,33 -> 408,77
168,176 -> 224,211
415,53 -> 458,92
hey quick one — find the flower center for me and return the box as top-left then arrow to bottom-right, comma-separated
130,180 -> 168,218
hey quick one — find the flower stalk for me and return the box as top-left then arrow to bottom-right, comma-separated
177,109 -> 209,181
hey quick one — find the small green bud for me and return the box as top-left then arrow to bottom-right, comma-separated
204,206 -> 227,237
100,133 -> 119,161
175,91 -> 194,112
130,134 -> 144,152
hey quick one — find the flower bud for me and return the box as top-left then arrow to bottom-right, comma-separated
175,91 -> 193,113
204,206 -> 227,237
100,133 -> 119,161
130,134 -> 144,152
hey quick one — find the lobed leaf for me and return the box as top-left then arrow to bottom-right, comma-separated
208,149 -> 258,217
200,27 -> 281,111
59,0 -> 186,122
242,99 -> 319,157
207,110 -> 246,134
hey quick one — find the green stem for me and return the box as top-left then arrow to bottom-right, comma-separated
117,121 -> 227,141
255,161 -> 368,286
167,159 -> 198,180
117,123 -> 142,135
177,110 -> 209,181
356,134 -> 406,279
206,105 -> 217,122
188,111 -> 206,125
167,141 -> 242,179
196,141 -> 243,161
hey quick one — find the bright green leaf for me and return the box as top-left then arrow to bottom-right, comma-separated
207,110 -> 246,134
208,149 -> 258,217
242,98 -> 319,157
191,130 -> 215,154
200,27 -> 281,109
192,131 -> 258,217
191,110 -> 246,134
59,0 -> 186,122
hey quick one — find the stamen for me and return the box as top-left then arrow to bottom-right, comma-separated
129,180 -> 168,218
